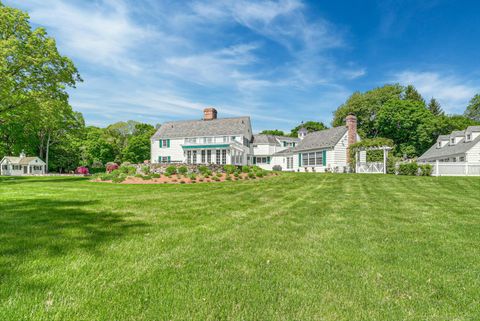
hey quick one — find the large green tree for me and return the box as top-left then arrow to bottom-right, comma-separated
332,84 -> 404,137
376,99 -> 436,157
0,2 -> 81,118
290,121 -> 327,137
464,94 -> 480,122
404,85 -> 425,104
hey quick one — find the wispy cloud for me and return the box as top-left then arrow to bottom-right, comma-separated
393,71 -> 478,113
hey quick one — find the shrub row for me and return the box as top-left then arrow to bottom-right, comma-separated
397,162 -> 432,176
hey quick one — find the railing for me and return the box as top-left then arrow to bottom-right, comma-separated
432,162 -> 480,176
356,162 -> 385,174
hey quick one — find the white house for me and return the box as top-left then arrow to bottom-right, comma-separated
151,108 -> 253,166
251,134 -> 300,170
418,126 -> 480,163
0,152 -> 46,176
270,115 -> 363,172
151,108 -> 362,172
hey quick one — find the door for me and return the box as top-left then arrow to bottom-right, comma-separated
23,166 -> 28,174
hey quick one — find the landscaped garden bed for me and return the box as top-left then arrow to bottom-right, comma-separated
90,164 -> 274,184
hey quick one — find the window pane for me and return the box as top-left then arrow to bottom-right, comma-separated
316,152 -> 322,165
309,153 -> 315,166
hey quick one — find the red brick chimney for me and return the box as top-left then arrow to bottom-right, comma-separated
346,113 -> 357,163
203,107 -> 217,121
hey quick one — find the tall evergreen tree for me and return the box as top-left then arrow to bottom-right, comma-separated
404,85 -> 425,104
428,98 -> 444,116
464,94 -> 480,122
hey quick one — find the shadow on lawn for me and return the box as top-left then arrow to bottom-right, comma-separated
0,198 -> 149,280
0,176 -> 88,184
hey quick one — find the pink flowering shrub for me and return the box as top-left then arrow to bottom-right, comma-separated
106,163 -> 119,173
75,166 -> 89,175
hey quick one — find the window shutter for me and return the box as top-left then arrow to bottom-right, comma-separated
299,153 -> 302,166
267,157 -> 271,164
158,156 -> 161,163
322,150 -> 327,166
167,139 -> 170,148
167,156 -> 171,163
159,140 -> 163,148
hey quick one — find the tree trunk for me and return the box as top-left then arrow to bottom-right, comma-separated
46,132 -> 50,173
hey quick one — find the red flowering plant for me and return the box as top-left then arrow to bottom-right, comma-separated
106,163 -> 119,173
75,166 -> 89,175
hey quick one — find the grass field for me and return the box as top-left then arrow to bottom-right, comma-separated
0,174 -> 479,320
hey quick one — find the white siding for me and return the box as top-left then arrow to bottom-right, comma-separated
466,141 -> 480,162
151,138 -> 185,163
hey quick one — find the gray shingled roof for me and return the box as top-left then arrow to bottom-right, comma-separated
152,117 -> 252,140
273,148 -> 294,156
252,135 -> 300,145
419,135 -> 480,161
450,130 -> 465,137
437,135 -> 450,141
253,134 -> 280,145
293,126 -> 348,152
1,157 -> 44,165
466,126 -> 480,134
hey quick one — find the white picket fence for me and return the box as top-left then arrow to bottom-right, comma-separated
356,162 -> 385,174
432,162 -> 480,176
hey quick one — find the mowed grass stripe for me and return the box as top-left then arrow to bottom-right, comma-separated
0,174 -> 479,320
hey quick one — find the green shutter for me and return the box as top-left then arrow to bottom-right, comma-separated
167,156 -> 171,163
322,150 -> 327,166
167,139 -> 170,148
299,153 -> 302,166
158,156 -> 161,163
159,140 -> 163,148
267,157 -> 271,164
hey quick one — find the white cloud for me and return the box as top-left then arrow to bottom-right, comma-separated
393,71 -> 478,113
12,0 -> 154,73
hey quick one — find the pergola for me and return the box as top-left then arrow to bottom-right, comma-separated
353,145 -> 393,174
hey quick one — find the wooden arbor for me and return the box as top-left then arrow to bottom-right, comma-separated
353,145 -> 392,174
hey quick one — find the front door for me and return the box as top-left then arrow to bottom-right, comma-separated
23,166 -> 28,174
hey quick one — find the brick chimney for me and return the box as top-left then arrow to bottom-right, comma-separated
346,114 -> 357,163
203,107 -> 217,121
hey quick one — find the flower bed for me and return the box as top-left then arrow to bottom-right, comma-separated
90,165 -> 275,184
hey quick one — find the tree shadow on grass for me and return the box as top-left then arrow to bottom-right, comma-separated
0,176 -> 89,184
0,198 -> 149,283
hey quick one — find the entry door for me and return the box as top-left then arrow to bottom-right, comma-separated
23,166 -> 28,174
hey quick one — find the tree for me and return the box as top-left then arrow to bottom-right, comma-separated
259,129 -> 285,136
376,99 -> 436,157
404,85 -> 425,104
427,98 -> 444,116
464,94 -> 480,122
0,2 -> 81,119
333,84 -> 404,138
290,121 -> 327,137
122,123 -> 155,163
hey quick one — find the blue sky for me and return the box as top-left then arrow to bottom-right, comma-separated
6,0 -> 480,132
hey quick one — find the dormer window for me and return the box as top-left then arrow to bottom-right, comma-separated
437,142 -> 441,148
466,134 -> 471,141
450,138 -> 455,144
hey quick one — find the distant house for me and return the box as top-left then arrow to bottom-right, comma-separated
0,152 -> 46,176
151,108 -> 363,172
418,126 -> 480,163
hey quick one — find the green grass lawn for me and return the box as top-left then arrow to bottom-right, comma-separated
0,174 -> 479,320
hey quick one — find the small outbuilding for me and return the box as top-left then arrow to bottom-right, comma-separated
0,152 -> 46,176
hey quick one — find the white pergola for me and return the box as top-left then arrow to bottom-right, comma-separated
354,145 -> 392,174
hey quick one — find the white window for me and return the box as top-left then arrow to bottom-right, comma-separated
222,150 -> 227,164
302,151 -> 324,166
466,134 -> 471,141
207,150 -> 212,163
203,137 -> 213,144
222,136 -> 229,142
460,156 -> 465,162
159,156 -> 170,163
187,151 -> 192,164
451,138 -> 455,144
161,139 -> 168,148
201,150 -> 206,163
216,150 -> 221,164
192,151 -> 197,164
185,138 -> 197,144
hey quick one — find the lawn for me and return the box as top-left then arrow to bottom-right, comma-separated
0,174 -> 479,320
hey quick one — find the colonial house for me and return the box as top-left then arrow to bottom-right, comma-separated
418,126 -> 480,163
0,152 -> 46,176
151,108 -> 253,166
151,108 -> 362,172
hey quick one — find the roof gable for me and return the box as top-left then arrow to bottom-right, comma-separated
419,135 -> 480,160
152,117 -> 252,140
294,126 -> 348,152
